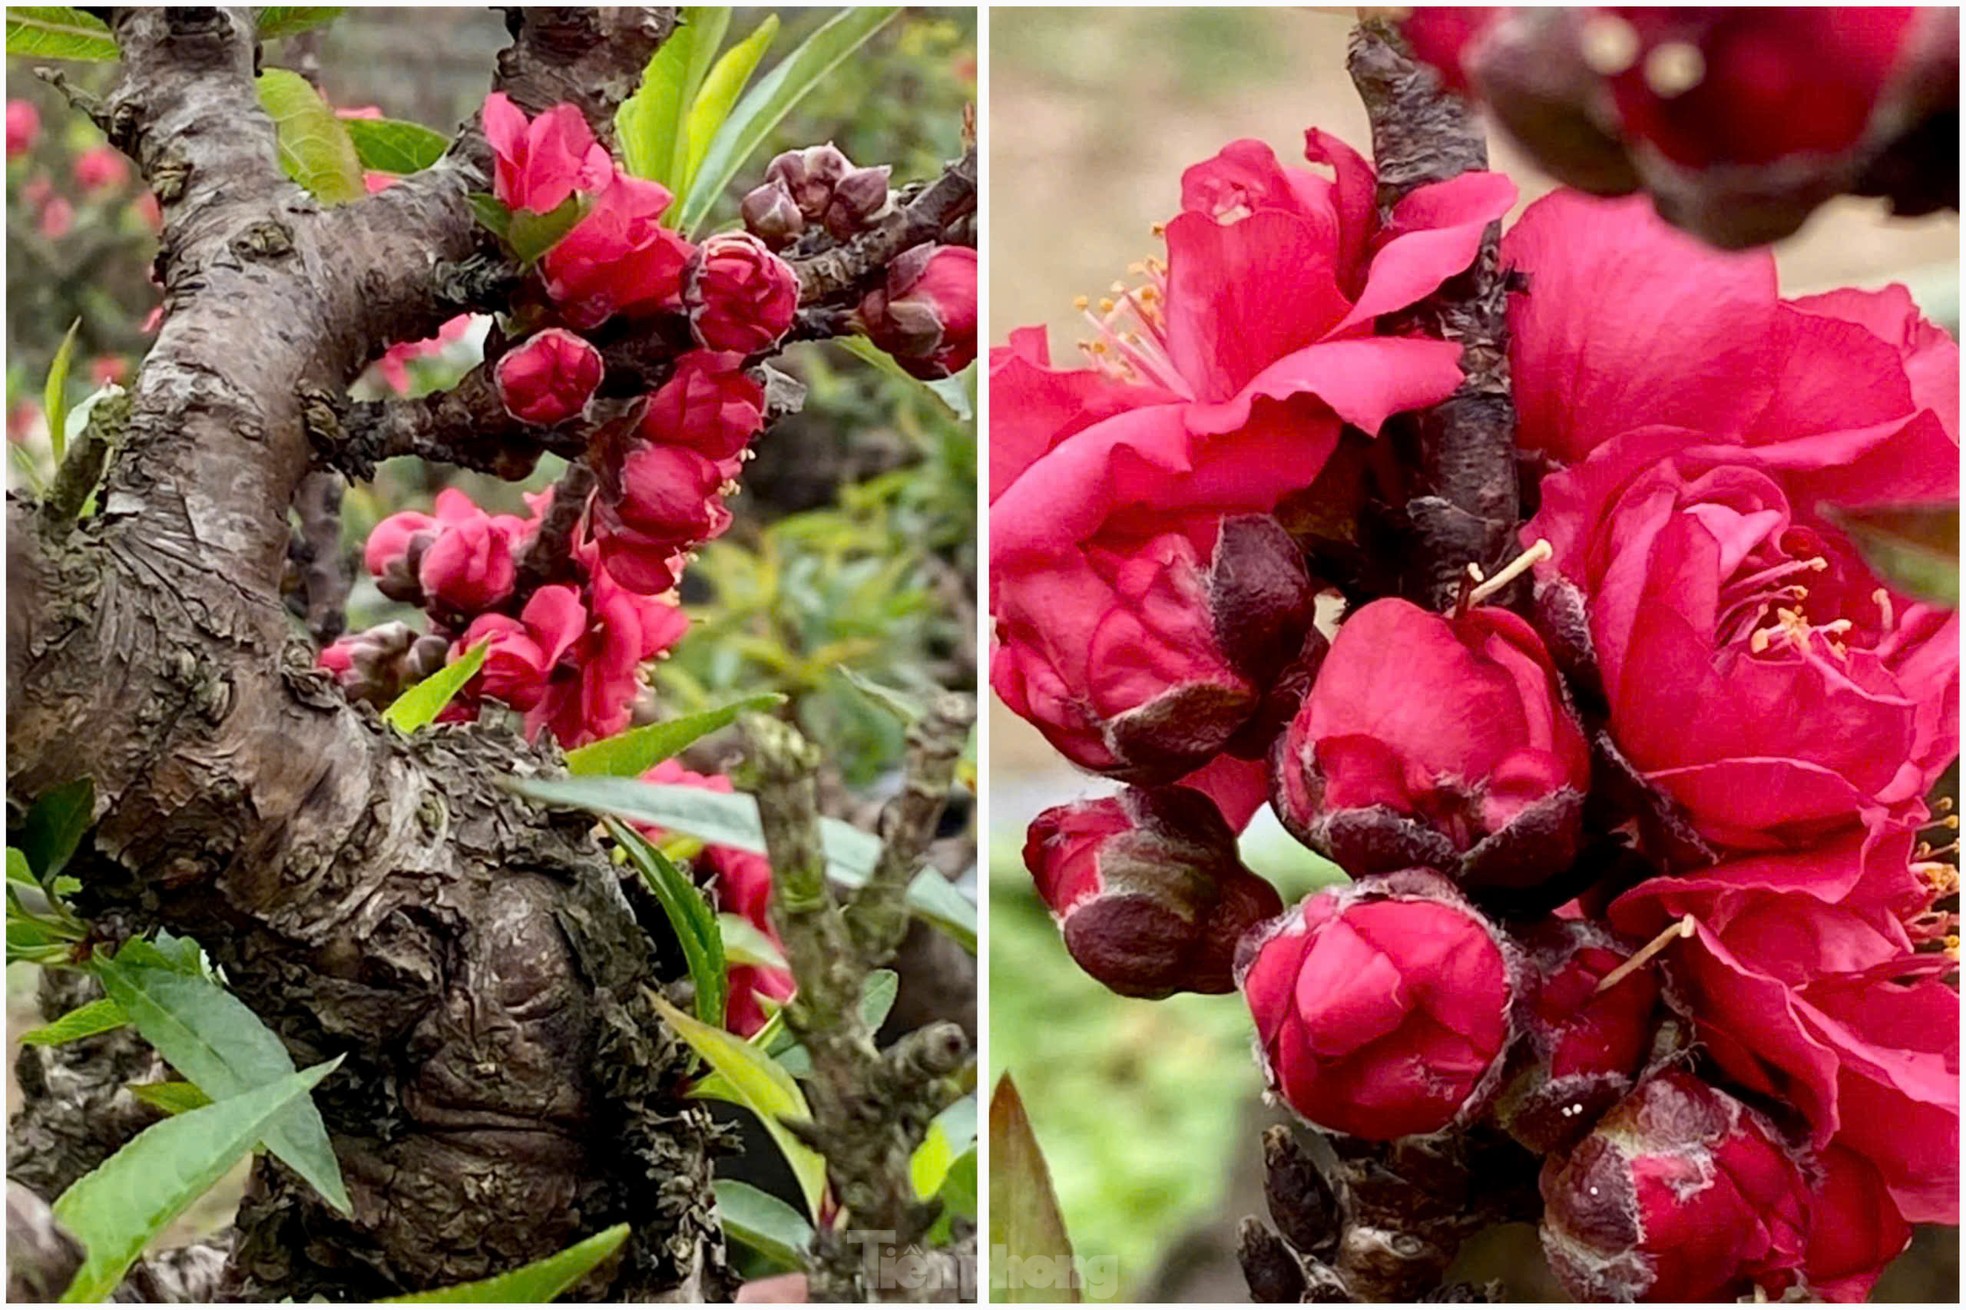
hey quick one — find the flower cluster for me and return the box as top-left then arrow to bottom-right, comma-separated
994,122 -> 1958,1303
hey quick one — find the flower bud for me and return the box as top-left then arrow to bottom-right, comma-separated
494,327 -> 604,426
1540,1071 -> 1812,1302
1026,786 -> 1283,999
823,164 -> 892,239
318,623 -> 451,707
642,351 -> 764,463
363,489 -> 524,617
856,244 -> 976,380
6,99 -> 39,159
992,513 -> 1319,785
363,512 -> 438,605
1272,598 -> 1589,908
765,143 -> 851,220
1491,919 -> 1661,1154
1236,870 -> 1513,1140
740,180 -> 805,249
685,232 -> 800,354
73,145 -> 129,193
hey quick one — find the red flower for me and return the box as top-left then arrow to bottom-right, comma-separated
609,443 -> 731,543
481,92 -> 612,215
858,244 -> 977,379
464,584 -> 587,714
684,232 -> 800,354
1273,598 -> 1590,903
991,513 -> 1318,784
1024,786 -> 1284,998
642,351 -> 764,463
6,99 -> 38,158
495,327 -> 604,426
73,145 -> 129,193
364,487 -> 528,615
541,174 -> 696,329
1608,827 -> 1959,1224
1540,1071 -> 1813,1302
1804,1145 -> 1914,1302
1236,870 -> 1513,1139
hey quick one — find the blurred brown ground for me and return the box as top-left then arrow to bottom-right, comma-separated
987,7 -> 1960,1302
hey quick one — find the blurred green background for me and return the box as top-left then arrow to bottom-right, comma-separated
987,7 -> 1959,1302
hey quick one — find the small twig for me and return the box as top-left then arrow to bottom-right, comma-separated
791,145 -> 978,302
514,460 -> 598,597
846,694 -> 974,964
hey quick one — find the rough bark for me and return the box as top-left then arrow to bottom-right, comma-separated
7,8 -> 724,1300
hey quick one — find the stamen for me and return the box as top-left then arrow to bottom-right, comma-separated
1467,540 -> 1553,606
1597,915 -> 1697,995
1644,41 -> 1706,98
1916,862 -> 1961,896
1938,797 -> 1956,814
1874,587 -> 1895,631
1917,839 -> 1960,860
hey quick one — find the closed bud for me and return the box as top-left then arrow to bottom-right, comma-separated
823,164 -> 892,239
1540,1071 -> 1811,1302
856,244 -> 977,380
1025,785 -> 1283,998
740,180 -> 805,249
685,232 -> 800,354
1491,919 -> 1661,1154
319,622 -> 426,707
494,327 -> 604,426
1237,870 -> 1513,1140
765,143 -> 852,220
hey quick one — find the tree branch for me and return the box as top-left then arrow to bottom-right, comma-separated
845,694 -> 974,964
791,145 -> 978,302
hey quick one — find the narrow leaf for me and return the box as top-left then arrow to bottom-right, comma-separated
654,994 -> 827,1218
1827,502 -> 1960,606
680,14 -> 776,192
128,1081 -> 212,1116
383,639 -> 487,733
255,7 -> 344,40
605,818 -> 727,1029
5,7 -> 116,61
563,692 -> 785,777
669,8 -> 734,187
53,1059 -> 340,1304
835,665 -> 925,724
677,6 -> 901,234
20,997 -> 127,1047
8,848 -> 34,887
617,20 -> 695,185
833,338 -> 974,420
989,1075 -> 1080,1304
506,195 -> 583,264
717,913 -> 786,970
93,949 -> 351,1215
713,1179 -> 812,1273
381,1223 -> 630,1303
256,69 -> 367,205
21,776 -> 95,885
504,776 -> 976,950
45,319 -> 81,466
343,117 -> 448,175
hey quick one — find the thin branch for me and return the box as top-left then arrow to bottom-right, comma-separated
515,460 -> 598,596
791,145 -> 978,302
845,694 -> 974,964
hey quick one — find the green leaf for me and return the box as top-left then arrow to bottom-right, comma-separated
93,947 -> 351,1215
8,848 -> 34,887
771,969 -> 898,1077
343,117 -> 448,175
504,777 -> 976,950
20,776 -> 95,885
653,993 -> 827,1218
20,997 -> 127,1047
835,665 -> 925,724
470,192 -> 514,242
604,817 -> 726,1029
5,8 -> 116,61
53,1058 -> 340,1304
833,338 -> 975,421
989,1074 -> 1080,1303
670,8 -> 733,186
381,1223 -> 630,1303
713,1179 -> 812,1273
507,195 -> 584,265
45,319 -> 81,466
928,1145 -> 977,1242
255,69 -> 367,205
1826,502 -> 1959,607
383,639 -> 487,733
676,6 -> 901,234
127,1081 -> 212,1116
717,913 -> 786,970
681,14 -> 776,193
255,7 -> 344,40
564,692 -> 785,777
8,918 -> 78,964
618,17 -> 695,184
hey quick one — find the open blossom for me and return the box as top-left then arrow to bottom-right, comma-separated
685,232 -> 799,354
992,513 -> 1319,785
542,174 -> 696,329
1540,1070 -> 1813,1302
1273,597 -> 1589,904
1805,1146 -> 1915,1302
1237,870 -> 1512,1140
638,761 -> 794,1036
1608,825 -> 1959,1226
481,92 -> 613,215
858,244 -> 977,379
643,350 -> 765,463
364,487 -> 528,615
1025,786 -> 1283,998
495,327 -> 603,426
1405,8 -> 1960,248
